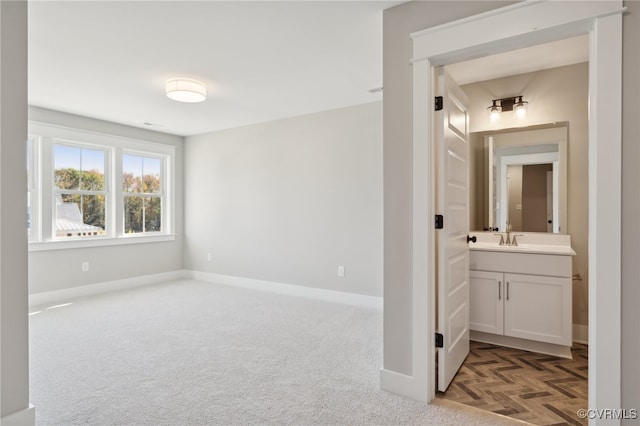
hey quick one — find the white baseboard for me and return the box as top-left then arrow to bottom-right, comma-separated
1,404 -> 35,426
379,368 -> 425,401
187,270 -> 383,309
29,270 -> 189,307
29,269 -> 382,310
573,323 -> 589,344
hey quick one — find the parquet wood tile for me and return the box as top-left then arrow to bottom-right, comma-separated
437,341 -> 588,426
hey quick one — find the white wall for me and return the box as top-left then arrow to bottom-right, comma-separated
462,63 -> 589,327
1,1 -> 30,418
184,102 -> 383,297
27,107 -> 185,294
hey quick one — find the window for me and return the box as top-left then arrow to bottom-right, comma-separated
54,144 -> 108,238
28,122 -> 175,250
27,136 -> 39,241
123,154 -> 163,234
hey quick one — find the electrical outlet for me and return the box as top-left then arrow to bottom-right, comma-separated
81,261 -> 90,272
207,253 -> 212,262
338,265 -> 345,277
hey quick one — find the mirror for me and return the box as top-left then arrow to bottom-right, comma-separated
469,123 -> 568,233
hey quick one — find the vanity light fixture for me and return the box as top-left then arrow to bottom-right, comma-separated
487,95 -> 528,121
513,95 -> 529,119
487,100 -> 501,123
166,78 -> 207,103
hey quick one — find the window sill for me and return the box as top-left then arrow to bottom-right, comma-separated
28,234 -> 176,252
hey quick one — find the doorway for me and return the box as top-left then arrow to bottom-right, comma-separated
435,57 -> 589,423
405,0 -> 623,413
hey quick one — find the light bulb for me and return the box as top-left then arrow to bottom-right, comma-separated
487,100 -> 501,123
513,96 -> 528,119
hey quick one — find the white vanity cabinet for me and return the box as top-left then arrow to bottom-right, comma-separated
469,243 -> 574,358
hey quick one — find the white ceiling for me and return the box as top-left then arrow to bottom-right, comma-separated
28,1 -> 400,137
29,2 -> 589,138
446,35 -> 589,85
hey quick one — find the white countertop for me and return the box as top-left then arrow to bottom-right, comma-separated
469,241 -> 576,256
468,232 -> 577,256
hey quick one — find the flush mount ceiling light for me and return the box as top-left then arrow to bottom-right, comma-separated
165,78 -> 206,103
487,95 -> 528,121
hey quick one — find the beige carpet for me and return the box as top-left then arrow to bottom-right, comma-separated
30,279 -> 523,425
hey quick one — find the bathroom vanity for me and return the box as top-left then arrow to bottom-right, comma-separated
468,233 -> 576,358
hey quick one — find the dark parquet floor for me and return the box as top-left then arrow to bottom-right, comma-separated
437,340 -> 588,425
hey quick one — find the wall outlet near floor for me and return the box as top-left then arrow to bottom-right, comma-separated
338,265 -> 345,277
207,253 -> 212,262
81,261 -> 90,272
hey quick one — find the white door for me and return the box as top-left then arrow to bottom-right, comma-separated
435,68 -> 470,392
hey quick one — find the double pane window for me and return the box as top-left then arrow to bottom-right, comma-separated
27,123 -> 174,248
123,154 -> 163,234
54,144 -> 107,238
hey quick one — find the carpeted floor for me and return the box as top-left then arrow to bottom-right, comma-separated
29,279 -> 523,426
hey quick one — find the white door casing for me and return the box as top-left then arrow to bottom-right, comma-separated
435,68 -> 470,392
381,0 -> 624,415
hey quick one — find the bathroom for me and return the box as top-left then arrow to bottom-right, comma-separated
436,35 -> 590,424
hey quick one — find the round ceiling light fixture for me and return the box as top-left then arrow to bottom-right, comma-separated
166,78 -> 207,103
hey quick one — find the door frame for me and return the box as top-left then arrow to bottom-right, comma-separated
408,0 -> 623,414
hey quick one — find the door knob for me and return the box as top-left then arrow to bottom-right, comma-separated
467,235 -> 477,243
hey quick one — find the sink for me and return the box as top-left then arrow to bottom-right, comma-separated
468,232 -> 576,256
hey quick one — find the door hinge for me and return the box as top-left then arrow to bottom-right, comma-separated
434,96 -> 443,111
435,333 -> 444,348
435,214 -> 444,229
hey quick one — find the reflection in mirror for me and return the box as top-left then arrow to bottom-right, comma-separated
469,123 -> 568,233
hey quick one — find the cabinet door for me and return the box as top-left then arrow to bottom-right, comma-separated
469,270 -> 503,335
503,273 -> 572,346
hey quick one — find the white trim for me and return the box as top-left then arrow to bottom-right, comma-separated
379,369 -> 421,400
587,12 -> 623,416
496,151 -> 559,232
188,271 -> 383,310
410,2 -> 626,65
1,404 -> 36,426
28,234 -> 176,252
28,269 -> 382,310
28,270 -> 188,307
27,121 -> 176,246
402,0 -> 623,415
573,324 -> 589,345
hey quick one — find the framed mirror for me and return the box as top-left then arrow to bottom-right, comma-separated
470,123 -> 568,233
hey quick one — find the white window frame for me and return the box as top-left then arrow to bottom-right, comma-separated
121,150 -> 169,236
28,122 -> 176,252
51,140 -> 112,240
27,135 -> 41,242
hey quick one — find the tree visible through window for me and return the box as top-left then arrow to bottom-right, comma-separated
123,154 -> 162,234
28,123 -> 174,245
53,144 -> 107,238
